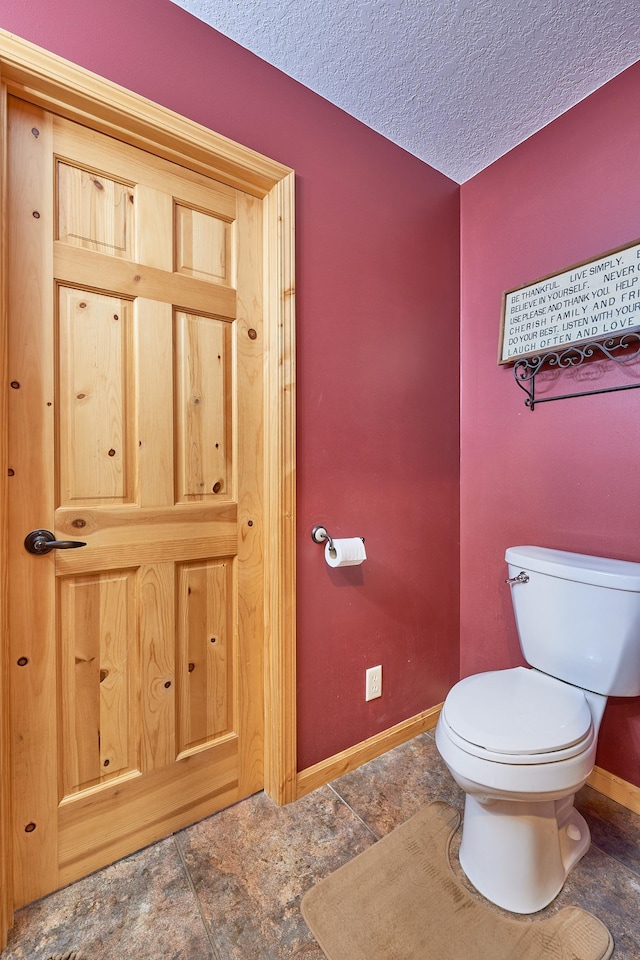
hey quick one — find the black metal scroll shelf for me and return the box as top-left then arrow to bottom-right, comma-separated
513,333 -> 640,410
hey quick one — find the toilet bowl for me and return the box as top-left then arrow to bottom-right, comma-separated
435,666 -> 605,913
436,545 -> 640,914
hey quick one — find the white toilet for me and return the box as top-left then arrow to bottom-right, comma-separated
435,545 -> 640,914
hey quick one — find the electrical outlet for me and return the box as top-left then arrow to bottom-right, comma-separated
365,665 -> 382,701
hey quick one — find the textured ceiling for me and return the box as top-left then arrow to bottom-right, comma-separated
169,0 -> 640,183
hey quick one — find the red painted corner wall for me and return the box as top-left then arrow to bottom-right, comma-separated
460,62 -> 640,787
1,0 -> 461,770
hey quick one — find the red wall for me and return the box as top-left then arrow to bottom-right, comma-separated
460,63 -> 640,787
4,0 -> 638,792
1,0 -> 461,770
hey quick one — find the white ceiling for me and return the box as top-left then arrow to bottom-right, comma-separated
169,0 -> 640,183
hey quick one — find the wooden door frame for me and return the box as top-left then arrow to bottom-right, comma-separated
0,29 -> 296,945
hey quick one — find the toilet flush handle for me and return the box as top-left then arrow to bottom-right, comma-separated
505,571 -> 529,586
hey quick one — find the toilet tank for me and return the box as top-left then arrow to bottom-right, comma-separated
506,546 -> 640,697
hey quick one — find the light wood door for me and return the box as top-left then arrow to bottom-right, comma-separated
7,96 -> 265,907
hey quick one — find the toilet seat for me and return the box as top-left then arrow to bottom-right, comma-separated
442,667 -> 594,765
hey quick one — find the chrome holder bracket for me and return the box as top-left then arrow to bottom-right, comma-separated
311,525 -> 334,551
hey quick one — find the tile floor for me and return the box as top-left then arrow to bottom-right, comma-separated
2,731 -> 639,959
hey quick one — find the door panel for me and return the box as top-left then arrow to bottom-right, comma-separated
58,287 -> 133,504
174,203 -> 235,285
56,161 -> 135,258
176,558 -> 233,754
174,310 -> 232,502
8,96 -> 264,906
59,569 -> 138,794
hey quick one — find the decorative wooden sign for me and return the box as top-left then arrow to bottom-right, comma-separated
498,239 -> 640,364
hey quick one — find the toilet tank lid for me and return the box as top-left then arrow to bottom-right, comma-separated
506,545 -> 640,591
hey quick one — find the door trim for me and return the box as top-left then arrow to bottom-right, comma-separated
0,28 -> 296,945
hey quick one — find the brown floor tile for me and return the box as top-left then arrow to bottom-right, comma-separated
330,731 -> 465,837
2,733 -> 639,960
2,837 -> 215,960
575,784 -> 640,877
177,786 -> 376,960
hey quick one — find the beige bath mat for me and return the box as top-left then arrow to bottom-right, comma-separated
301,800 -> 613,960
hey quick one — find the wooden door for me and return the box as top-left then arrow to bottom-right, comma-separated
7,96 -> 265,907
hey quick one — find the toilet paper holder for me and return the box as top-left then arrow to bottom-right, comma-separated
311,525 -> 365,552
311,525 -> 334,550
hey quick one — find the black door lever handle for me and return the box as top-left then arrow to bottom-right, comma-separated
24,529 -> 87,555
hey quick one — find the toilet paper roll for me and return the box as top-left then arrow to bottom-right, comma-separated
325,537 -> 367,568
